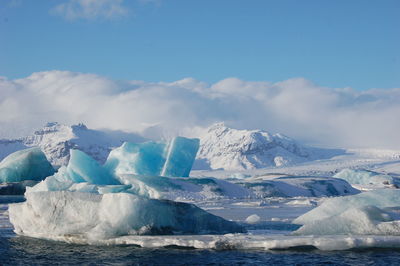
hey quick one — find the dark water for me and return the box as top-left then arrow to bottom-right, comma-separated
2,237 -> 400,266
2,196 -> 400,265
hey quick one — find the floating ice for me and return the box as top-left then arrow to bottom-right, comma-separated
161,137 -> 200,177
8,137 -> 245,241
105,137 -> 199,178
235,176 -> 359,198
245,214 -> 261,224
117,174 -> 254,201
9,191 -> 244,240
0,180 -> 39,195
293,189 -> 400,235
64,149 -> 120,185
334,168 -> 398,188
0,147 -> 55,183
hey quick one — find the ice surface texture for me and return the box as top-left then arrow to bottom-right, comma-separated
9,191 -> 244,240
8,137 -> 246,240
235,176 -> 359,198
105,137 -> 199,178
293,189 -> 400,235
0,147 -> 55,183
334,168 -> 398,187
65,149 -> 120,185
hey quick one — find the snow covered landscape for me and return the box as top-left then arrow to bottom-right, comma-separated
2,0 -> 399,264
1,122 -> 400,253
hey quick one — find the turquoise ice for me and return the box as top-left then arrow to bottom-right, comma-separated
105,137 -> 199,178
160,137 -> 200,177
65,149 -> 120,185
0,147 -> 55,183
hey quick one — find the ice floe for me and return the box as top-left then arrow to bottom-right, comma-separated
293,189 -> 400,235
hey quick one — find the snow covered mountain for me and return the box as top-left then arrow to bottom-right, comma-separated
1,122 -> 344,171
195,123 -> 344,171
0,122 -> 146,167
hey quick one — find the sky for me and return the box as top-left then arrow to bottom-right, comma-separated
1,0 -> 399,89
0,0 -> 400,149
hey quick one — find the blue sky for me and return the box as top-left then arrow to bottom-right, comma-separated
1,0 -> 399,90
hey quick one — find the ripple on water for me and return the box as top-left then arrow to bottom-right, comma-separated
0,236 -> 400,265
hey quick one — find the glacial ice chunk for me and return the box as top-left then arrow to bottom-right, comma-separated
245,214 -> 261,224
333,169 -> 397,187
65,150 -> 120,185
160,137 -> 200,177
235,176 -> 359,198
293,189 -> 400,235
9,191 -> 245,241
105,137 -> 199,177
0,147 -> 55,183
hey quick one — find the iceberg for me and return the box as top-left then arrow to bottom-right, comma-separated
8,137 -> 245,241
333,168 -> 398,188
235,176 -> 359,198
293,189 -> 400,235
160,136 -> 200,177
9,191 -> 244,241
117,174 -> 254,201
64,149 -> 120,185
0,147 -> 55,183
105,137 -> 199,178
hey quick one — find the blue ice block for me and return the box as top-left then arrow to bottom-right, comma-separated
0,147 -> 55,183
66,149 -> 120,185
161,137 -> 200,177
105,137 -> 199,178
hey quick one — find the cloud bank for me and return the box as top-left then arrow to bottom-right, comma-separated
1,71 -> 399,149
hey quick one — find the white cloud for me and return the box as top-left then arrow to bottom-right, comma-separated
1,70 -> 400,149
51,0 -> 129,21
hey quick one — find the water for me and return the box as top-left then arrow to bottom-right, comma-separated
2,237 -> 400,265
2,196 -> 400,265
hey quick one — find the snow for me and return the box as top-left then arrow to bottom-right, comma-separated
105,137 -> 199,178
9,191 -> 244,240
0,122 -> 146,167
333,168 -> 398,188
195,123 -> 344,171
293,189 -> 400,235
3,122 -> 400,250
0,147 -> 55,183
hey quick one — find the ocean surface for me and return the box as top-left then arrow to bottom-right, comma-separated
2,196 -> 400,265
